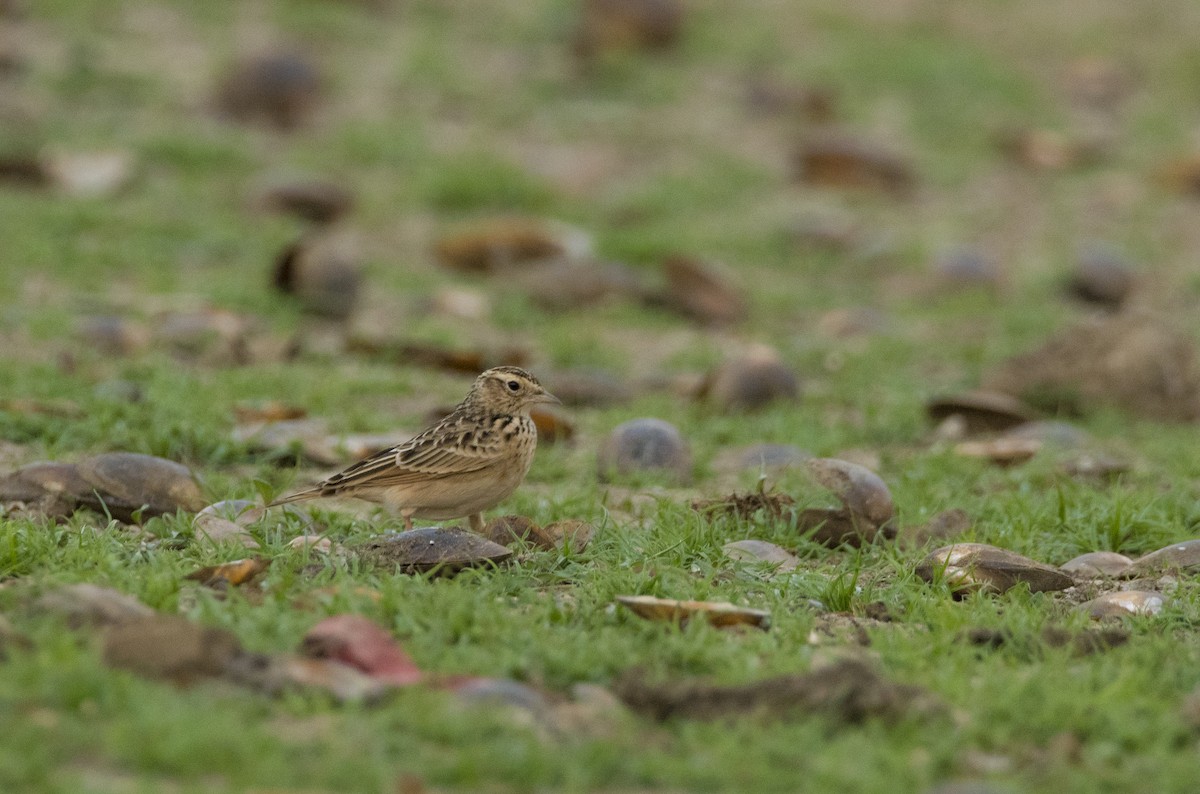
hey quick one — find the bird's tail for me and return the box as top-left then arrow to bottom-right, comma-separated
266,488 -> 321,508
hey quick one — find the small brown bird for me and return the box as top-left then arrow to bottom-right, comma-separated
269,367 -> 559,531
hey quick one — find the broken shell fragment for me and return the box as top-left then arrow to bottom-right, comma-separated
598,418 -> 692,483
1081,590 -> 1165,619
544,369 -> 632,408
358,527 -> 513,575
1125,539 -> 1200,576
704,348 -> 800,412
953,437 -> 1042,466
75,452 -> 206,521
805,458 -> 893,529
193,508 -> 260,549
32,584 -> 155,630
722,540 -> 800,572
916,543 -> 1074,595
272,230 -> 362,320
1059,551 -> 1133,578
926,391 -> 1036,435
253,176 -> 354,224
216,51 -> 322,131
615,595 -> 770,630
1068,242 -> 1135,310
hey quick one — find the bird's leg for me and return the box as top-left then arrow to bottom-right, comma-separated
468,513 -> 484,533
402,510 -> 414,531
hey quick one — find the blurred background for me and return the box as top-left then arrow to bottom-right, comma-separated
3,0 -> 1200,464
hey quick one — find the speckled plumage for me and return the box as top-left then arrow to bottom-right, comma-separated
270,367 -> 558,531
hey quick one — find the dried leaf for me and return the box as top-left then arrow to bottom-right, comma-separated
184,557 -> 270,588
615,595 -> 770,630
233,401 -> 307,423
795,133 -> 914,196
658,256 -> 747,327
434,218 -> 588,274
574,0 -> 685,59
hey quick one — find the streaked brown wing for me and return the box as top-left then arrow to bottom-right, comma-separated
316,424 -> 504,492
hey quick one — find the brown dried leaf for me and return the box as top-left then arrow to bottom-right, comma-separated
530,406 -> 575,444
795,133 -> 914,196
657,256 -> 748,327
434,218 -> 586,274
533,519 -> 594,553
982,311 -> 1200,421
573,0 -> 684,59
615,595 -> 770,630
232,401 -> 307,423
184,557 -> 270,588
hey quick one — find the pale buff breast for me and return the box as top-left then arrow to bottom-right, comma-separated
380,421 -> 538,520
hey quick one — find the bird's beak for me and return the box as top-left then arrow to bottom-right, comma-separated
534,389 -> 561,406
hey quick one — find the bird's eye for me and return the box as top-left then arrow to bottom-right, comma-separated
506,380 -> 521,392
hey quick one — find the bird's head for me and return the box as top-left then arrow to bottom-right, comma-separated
468,366 -> 560,414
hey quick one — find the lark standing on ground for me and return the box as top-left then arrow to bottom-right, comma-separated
270,366 -> 559,532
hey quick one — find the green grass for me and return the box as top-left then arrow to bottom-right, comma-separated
4,0 -> 1200,791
